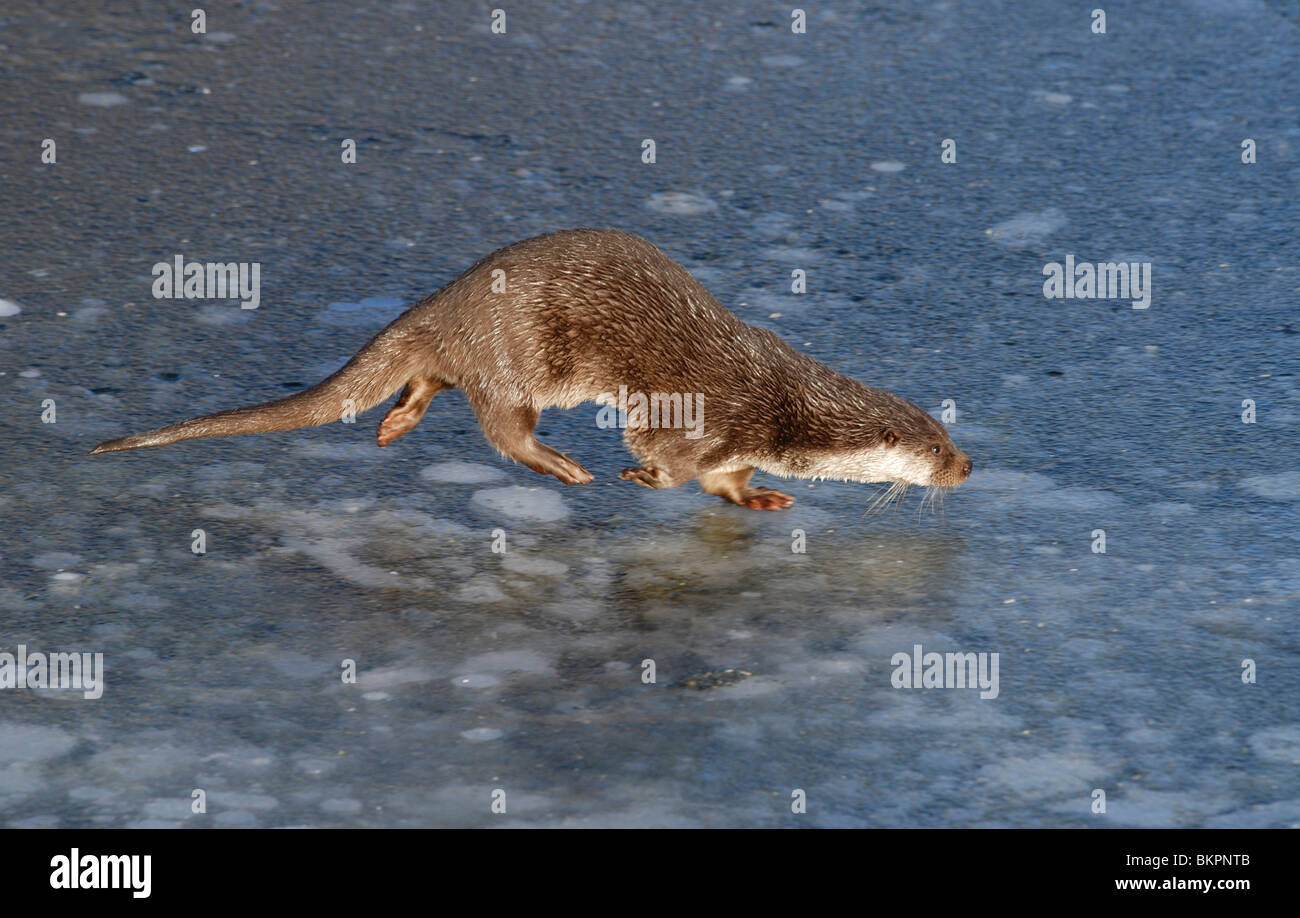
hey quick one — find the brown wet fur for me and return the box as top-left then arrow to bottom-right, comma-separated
377,376 -> 451,447
91,228 -> 969,509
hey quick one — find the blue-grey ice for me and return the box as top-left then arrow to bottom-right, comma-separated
1030,90 -> 1072,105
421,461 -> 506,484
987,208 -> 1068,247
471,486 -> 569,521
1241,472 -> 1300,501
77,92 -> 127,107
644,192 -> 717,216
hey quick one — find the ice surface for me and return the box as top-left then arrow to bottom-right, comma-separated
1241,472 -> 1300,501
645,192 -> 717,216
471,486 -> 569,521
421,461 -> 506,484
77,92 -> 127,107
2,0 -> 1297,829
987,208 -> 1068,248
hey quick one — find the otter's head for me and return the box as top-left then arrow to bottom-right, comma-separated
800,392 -> 972,488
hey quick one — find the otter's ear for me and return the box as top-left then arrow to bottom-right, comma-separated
883,428 -> 900,447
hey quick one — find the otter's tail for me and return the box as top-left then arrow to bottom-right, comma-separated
90,324 -> 423,455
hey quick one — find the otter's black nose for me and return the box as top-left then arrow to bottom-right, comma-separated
962,460 -> 972,477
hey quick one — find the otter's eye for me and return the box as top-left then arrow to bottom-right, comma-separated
930,445 -> 942,456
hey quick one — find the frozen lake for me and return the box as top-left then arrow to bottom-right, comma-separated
1,0 -> 1298,827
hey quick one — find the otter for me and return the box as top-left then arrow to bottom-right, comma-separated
92,229 -> 971,510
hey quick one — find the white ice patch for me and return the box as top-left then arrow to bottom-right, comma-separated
869,161 -> 906,173
1146,501 -> 1195,517
987,207 -> 1067,248
320,798 -> 362,815
460,650 -> 554,677
460,727 -> 503,742
962,468 -> 1120,510
78,92 -> 128,107
31,551 -> 83,570
751,212 -> 795,239
471,486 -> 569,521
763,245 -> 823,263
421,461 -> 506,484
977,753 -> 1106,799
645,191 -> 717,216
74,305 -> 107,323
194,303 -> 254,326
1249,725 -> 1300,763
457,576 -> 507,603
1031,90 -> 1072,105
280,535 -> 433,590
142,798 -> 193,819
1241,472 -> 1300,501
0,724 -> 77,763
0,299 -> 22,317
501,555 -> 568,576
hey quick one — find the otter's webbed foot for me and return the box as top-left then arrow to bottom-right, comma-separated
528,445 -> 593,485
736,487 -> 795,510
698,467 -> 795,510
377,376 -> 450,447
620,466 -> 683,489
